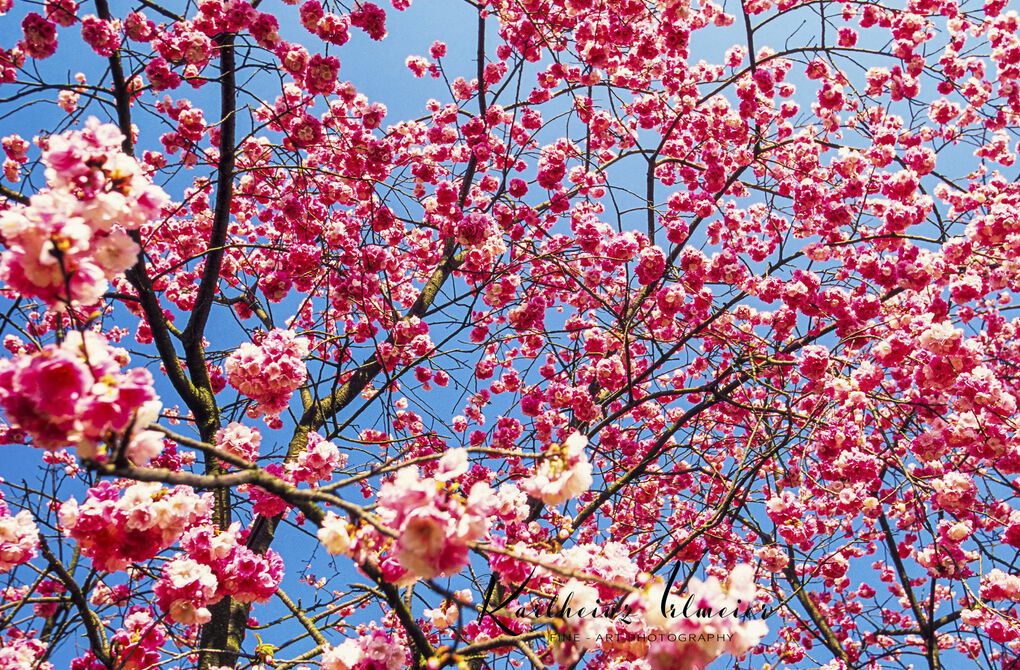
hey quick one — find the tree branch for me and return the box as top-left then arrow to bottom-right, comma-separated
37,535 -> 112,669
0,183 -> 28,205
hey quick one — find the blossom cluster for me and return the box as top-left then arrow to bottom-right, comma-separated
224,328 -> 310,424
0,494 -> 38,574
0,331 -> 163,462
318,511 -> 354,557
321,629 -> 406,670
2,133 -> 29,183
214,421 -> 261,465
108,609 -> 165,670
290,430 -> 346,484
0,631 -> 52,670
58,481 -> 210,572
0,119 -> 167,306
522,431 -> 593,505
372,449 -> 493,580
155,522 -> 284,624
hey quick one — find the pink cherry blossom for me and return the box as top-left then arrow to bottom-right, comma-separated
374,449 -> 493,579
0,632 -> 52,670
225,328 -> 309,421
522,431 -> 593,505
0,331 -> 161,460
0,505 -> 38,573
0,120 -> 167,307
214,421 -> 261,464
59,481 -> 210,572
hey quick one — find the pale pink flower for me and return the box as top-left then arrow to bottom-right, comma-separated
154,556 -> 217,624
423,600 -> 459,629
396,507 -> 466,579
290,431 -> 345,484
376,455 -> 493,580
0,509 -> 39,573
321,639 -> 362,670
0,120 -> 167,307
215,422 -> 261,464
0,633 -> 53,670
523,431 -> 593,505
317,512 -> 353,556
59,481 -> 210,572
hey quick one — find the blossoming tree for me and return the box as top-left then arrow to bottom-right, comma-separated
0,0 -> 1019,668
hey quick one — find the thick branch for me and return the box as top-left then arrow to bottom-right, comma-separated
183,33 -> 236,382
0,183 -> 28,205
88,461 -> 327,526
93,0 -> 133,154
878,514 -> 940,669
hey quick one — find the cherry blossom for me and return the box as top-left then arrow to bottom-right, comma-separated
0,499 -> 38,573
224,328 -> 310,422
375,449 -> 493,579
0,120 -> 167,307
58,481 -> 210,572
0,332 -> 161,461
522,431 -> 593,506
